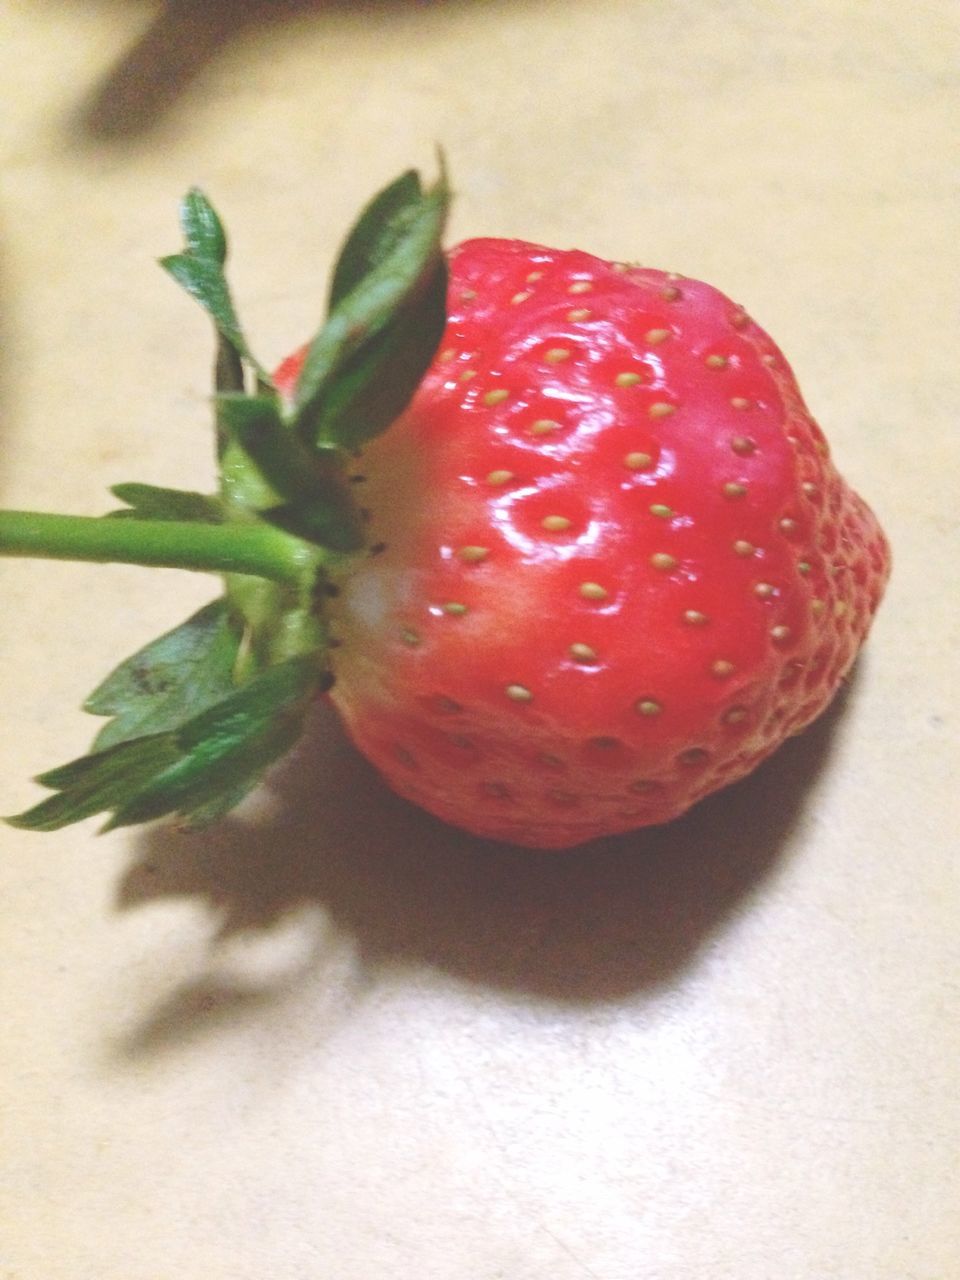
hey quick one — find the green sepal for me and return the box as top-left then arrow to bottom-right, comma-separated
161,188 -> 269,382
107,482 -> 224,524
9,656 -> 321,832
109,658 -> 316,829
8,736 -> 184,832
292,163 -> 449,447
179,187 -> 228,265
217,395 -> 365,550
310,257 -> 448,451
328,168 -> 424,309
216,339 -> 245,398
85,599 -> 240,749
161,252 -> 259,372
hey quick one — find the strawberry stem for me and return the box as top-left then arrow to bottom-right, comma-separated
0,509 -> 317,584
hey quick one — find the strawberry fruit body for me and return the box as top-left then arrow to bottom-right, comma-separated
275,237 -> 890,849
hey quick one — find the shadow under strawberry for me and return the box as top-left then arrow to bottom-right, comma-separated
112,670 -> 857,1056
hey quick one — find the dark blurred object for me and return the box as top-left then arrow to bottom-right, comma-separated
75,0 -> 440,141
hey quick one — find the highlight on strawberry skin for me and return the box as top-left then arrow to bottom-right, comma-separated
0,162 -> 890,848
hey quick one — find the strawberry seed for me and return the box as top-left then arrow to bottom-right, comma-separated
505,684 -> 533,702
483,388 -> 510,406
458,545 -> 489,563
650,553 -> 677,572
569,642 -> 598,663
624,451 -> 653,470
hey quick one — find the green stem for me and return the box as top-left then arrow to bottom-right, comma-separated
0,510 -> 317,584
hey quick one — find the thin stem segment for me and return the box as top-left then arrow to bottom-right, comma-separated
0,510 -> 317,584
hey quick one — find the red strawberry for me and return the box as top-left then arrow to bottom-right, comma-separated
274,237 -> 890,849
1,170 -> 889,847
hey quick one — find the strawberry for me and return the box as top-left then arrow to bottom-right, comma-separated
0,166 -> 889,847
271,239 -> 890,848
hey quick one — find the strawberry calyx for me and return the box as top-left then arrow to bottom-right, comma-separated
0,164 -> 450,831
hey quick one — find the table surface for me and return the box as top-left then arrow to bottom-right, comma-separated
2,3 -> 958,1277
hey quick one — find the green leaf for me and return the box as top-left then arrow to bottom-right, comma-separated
312,257 -> 448,451
217,395 -> 365,550
180,187 -> 227,265
160,188 -> 269,381
8,736 -> 182,832
292,164 -> 450,445
108,482 -> 224,524
9,656 -> 321,832
85,599 -> 240,749
109,658 -> 316,829
216,337 -> 245,398
161,253 -> 255,365
328,169 -> 423,309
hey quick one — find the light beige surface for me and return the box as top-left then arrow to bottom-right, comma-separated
1,2 -> 958,1277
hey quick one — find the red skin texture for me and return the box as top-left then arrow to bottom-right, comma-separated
276,239 -> 890,849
